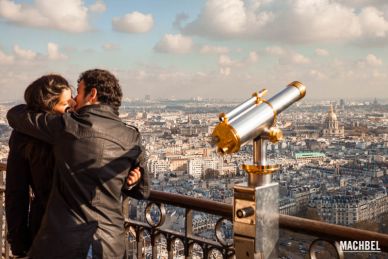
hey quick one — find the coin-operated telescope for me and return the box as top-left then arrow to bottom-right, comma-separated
212,81 -> 306,259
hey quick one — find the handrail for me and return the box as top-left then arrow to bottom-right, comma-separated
0,163 -> 387,254
149,190 -> 388,252
150,190 -> 232,218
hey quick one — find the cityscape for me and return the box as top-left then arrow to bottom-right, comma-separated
0,96 -> 387,258
1,0 -> 388,258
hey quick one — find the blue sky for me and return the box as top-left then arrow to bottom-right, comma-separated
0,0 -> 387,101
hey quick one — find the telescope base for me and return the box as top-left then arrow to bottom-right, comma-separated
233,182 -> 279,259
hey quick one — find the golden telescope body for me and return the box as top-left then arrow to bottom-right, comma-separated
212,81 -> 306,154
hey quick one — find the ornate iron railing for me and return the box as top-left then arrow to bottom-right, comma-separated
0,163 -> 10,259
126,190 -> 234,259
127,190 -> 388,259
0,162 -> 387,258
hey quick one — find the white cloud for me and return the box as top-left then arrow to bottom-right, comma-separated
0,51 -> 387,101
154,34 -> 193,54
365,54 -> 383,66
200,45 -> 229,54
281,0 -> 362,43
89,0 -> 106,13
102,43 -> 120,50
0,49 -> 14,64
183,0 -> 273,38
219,67 -> 231,76
315,48 -> 329,56
182,0 -> 388,44
371,70 -> 386,79
309,69 -> 327,80
290,53 -> 310,64
218,55 -> 234,76
112,12 -> 154,33
355,54 -> 383,68
13,45 -> 37,60
47,42 -> 67,60
217,51 -> 258,75
317,55 -> 386,83
265,46 -> 310,64
0,0 -> 89,32
359,7 -> 388,38
266,46 -> 285,56
218,54 -> 235,66
247,51 -> 258,63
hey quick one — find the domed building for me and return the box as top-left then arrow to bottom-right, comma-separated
322,104 -> 344,138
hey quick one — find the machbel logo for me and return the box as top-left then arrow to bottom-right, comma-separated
339,241 -> 381,253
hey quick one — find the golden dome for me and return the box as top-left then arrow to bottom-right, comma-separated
326,104 -> 337,121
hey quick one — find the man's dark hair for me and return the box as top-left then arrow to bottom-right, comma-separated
24,74 -> 70,113
78,69 -> 122,114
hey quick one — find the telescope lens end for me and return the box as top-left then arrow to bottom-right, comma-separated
288,81 -> 306,98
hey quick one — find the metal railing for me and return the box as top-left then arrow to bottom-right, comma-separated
127,190 -> 234,258
0,163 -> 10,259
127,190 -> 388,258
1,162 -> 387,258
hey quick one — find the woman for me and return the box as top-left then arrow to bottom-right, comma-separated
5,74 -> 75,258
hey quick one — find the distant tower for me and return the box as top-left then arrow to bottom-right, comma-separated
335,165 -> 340,177
339,99 -> 345,110
322,104 -> 344,138
145,94 -> 151,101
373,98 -> 378,106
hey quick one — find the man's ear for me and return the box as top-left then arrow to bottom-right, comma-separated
88,88 -> 98,104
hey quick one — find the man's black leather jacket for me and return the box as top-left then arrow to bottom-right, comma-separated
7,104 -> 150,259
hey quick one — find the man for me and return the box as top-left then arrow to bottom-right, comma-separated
7,69 -> 150,259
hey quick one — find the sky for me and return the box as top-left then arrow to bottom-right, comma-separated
0,0 -> 387,102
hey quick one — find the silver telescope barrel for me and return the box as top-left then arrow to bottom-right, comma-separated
212,81 -> 306,154
219,89 -> 268,122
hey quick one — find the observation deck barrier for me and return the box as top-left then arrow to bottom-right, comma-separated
0,163 -> 387,258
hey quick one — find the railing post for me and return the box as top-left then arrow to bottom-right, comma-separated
233,138 -> 279,259
0,170 -> 5,258
167,236 -> 173,259
166,235 -> 174,259
151,231 -> 157,259
136,229 -> 144,259
185,209 -> 193,258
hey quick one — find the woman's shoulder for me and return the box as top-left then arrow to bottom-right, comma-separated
9,130 -> 50,151
9,130 -> 32,145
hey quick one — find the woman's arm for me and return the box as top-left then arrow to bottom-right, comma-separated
7,104 -> 64,144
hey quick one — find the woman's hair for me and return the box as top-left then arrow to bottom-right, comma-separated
24,74 -> 71,113
22,74 -> 70,166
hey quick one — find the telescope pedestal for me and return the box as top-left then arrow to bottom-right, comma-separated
248,173 -> 271,186
234,183 -> 279,259
233,138 -> 279,259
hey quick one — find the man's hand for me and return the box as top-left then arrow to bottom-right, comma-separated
127,167 -> 141,186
